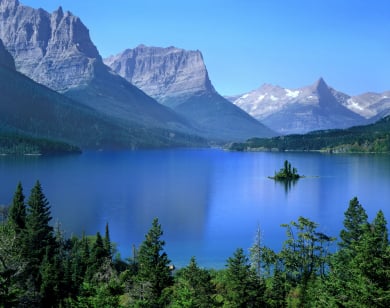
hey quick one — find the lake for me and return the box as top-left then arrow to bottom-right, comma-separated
0,149 -> 389,268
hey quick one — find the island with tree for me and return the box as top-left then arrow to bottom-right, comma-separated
270,160 -> 302,180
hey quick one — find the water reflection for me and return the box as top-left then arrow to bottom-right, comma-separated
0,150 -> 389,268
273,178 -> 299,194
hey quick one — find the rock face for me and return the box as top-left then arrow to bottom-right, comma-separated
105,45 -> 216,107
105,45 -> 276,141
0,0 -> 99,91
230,78 -> 367,134
0,0 -> 195,138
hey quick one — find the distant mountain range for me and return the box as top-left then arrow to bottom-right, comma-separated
104,45 -> 275,141
227,79 -> 390,134
0,0 -> 388,148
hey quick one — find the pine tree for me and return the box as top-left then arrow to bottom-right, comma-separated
24,180 -> 56,295
339,197 -> 368,250
8,182 -> 26,232
104,222 -> 112,260
171,257 -> 216,307
86,232 -> 107,282
224,248 -> 265,307
135,218 -> 173,306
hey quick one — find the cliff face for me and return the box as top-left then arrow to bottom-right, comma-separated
0,0 -> 101,91
105,45 -> 216,107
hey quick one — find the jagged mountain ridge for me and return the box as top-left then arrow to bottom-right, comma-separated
105,45 -> 276,141
104,45 -> 216,108
0,0 -> 199,140
229,78 -> 367,134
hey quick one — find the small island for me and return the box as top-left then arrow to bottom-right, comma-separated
270,160 -> 302,180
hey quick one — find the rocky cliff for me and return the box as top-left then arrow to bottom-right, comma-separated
105,45 -> 216,107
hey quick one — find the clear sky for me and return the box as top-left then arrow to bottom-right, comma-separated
22,0 -> 389,96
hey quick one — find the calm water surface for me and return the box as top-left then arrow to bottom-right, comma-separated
0,149 -> 389,268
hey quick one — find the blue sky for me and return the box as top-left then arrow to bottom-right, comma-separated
22,0 -> 389,96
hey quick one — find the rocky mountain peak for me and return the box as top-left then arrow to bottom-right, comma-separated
104,45 -> 216,106
0,38 -> 15,70
0,0 -> 102,91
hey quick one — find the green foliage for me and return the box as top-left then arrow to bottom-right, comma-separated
229,115 -> 390,153
272,160 -> 301,180
326,198 -> 390,307
0,182 -> 389,307
134,218 -> 173,306
8,182 -> 26,232
221,248 -> 265,307
170,257 -> 216,308
0,132 -> 81,155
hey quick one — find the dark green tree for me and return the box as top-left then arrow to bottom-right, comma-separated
327,198 -> 388,307
0,223 -> 25,307
339,196 -> 368,250
104,222 -> 112,260
134,218 -> 173,306
223,248 -> 265,307
24,181 -> 56,298
170,256 -> 216,307
8,182 -> 26,233
85,232 -> 107,282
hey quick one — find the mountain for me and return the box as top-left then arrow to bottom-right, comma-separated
0,0 -> 202,144
104,45 -> 216,108
229,78 -> 367,134
104,45 -> 276,141
342,91 -> 390,121
0,38 -> 203,149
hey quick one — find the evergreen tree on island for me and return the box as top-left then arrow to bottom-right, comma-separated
271,160 -> 301,180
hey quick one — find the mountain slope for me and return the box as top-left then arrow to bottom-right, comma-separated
0,0 -> 199,140
231,78 -> 367,134
105,45 -> 275,141
0,39 -> 203,149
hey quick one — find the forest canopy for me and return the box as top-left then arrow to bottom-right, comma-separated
0,182 -> 389,307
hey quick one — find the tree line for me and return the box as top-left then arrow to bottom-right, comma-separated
0,182 -> 389,307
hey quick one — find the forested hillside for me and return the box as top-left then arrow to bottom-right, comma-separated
229,115 -> 390,153
1,182 -> 388,307
0,132 -> 80,155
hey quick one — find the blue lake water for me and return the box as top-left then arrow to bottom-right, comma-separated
0,149 -> 389,268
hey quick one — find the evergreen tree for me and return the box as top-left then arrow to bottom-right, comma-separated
327,198 -> 388,307
0,223 -> 25,307
171,257 -> 216,307
86,232 -> 107,282
339,196 -> 368,250
223,248 -> 265,307
135,218 -> 173,306
24,180 -> 56,297
8,182 -> 26,232
104,222 -> 112,260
